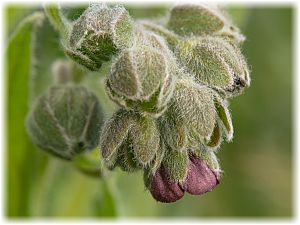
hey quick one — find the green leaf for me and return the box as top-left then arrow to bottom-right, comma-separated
5,5 -> 36,38
6,12 -> 45,217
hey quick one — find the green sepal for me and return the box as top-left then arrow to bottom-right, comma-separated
100,108 -> 138,165
162,147 -> 189,182
131,116 -> 160,165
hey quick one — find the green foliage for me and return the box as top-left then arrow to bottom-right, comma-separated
6,12 -> 45,217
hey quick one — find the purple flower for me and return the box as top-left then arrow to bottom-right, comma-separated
149,166 -> 184,203
149,154 -> 220,203
182,155 -> 220,195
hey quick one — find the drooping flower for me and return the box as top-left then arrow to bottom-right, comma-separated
147,152 -> 220,203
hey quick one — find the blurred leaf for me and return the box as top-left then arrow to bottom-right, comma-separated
6,11 -> 45,217
5,5 -> 37,38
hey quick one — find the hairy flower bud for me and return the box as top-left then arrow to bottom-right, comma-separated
134,25 -> 171,53
100,109 -> 160,169
131,116 -> 160,165
26,85 -> 104,160
169,79 -> 217,145
182,154 -> 220,195
158,79 -> 234,151
167,3 -> 245,44
115,136 -> 142,172
158,111 -> 187,151
99,109 -> 137,168
148,166 -> 185,203
175,36 -> 250,97
106,46 -> 175,116
65,4 -> 134,70
145,149 -> 220,203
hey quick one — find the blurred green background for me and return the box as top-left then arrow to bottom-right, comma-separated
5,4 -> 293,218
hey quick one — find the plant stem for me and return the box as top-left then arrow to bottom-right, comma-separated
44,4 -> 71,43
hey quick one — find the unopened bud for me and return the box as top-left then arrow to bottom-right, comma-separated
107,46 -> 175,116
148,166 -> 185,203
158,112 -> 187,151
131,116 -> 160,165
167,3 -> 245,44
26,85 -> 104,160
182,153 -> 220,195
116,136 -> 142,172
66,4 -> 134,70
169,79 -> 217,144
175,36 -> 250,97
100,109 -> 160,169
100,109 -> 138,168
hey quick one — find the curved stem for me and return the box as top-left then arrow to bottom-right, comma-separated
72,148 -> 102,177
44,3 -> 71,43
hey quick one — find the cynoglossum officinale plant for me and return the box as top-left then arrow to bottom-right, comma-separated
27,2 -> 250,203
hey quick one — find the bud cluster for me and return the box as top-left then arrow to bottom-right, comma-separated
40,3 -> 251,203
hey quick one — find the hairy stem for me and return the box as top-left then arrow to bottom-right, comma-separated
44,4 -> 71,43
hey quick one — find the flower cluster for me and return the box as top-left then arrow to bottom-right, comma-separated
27,3 -> 250,203
94,3 -> 250,202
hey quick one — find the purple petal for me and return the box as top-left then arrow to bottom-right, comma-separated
150,166 -> 185,203
182,155 -> 219,195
